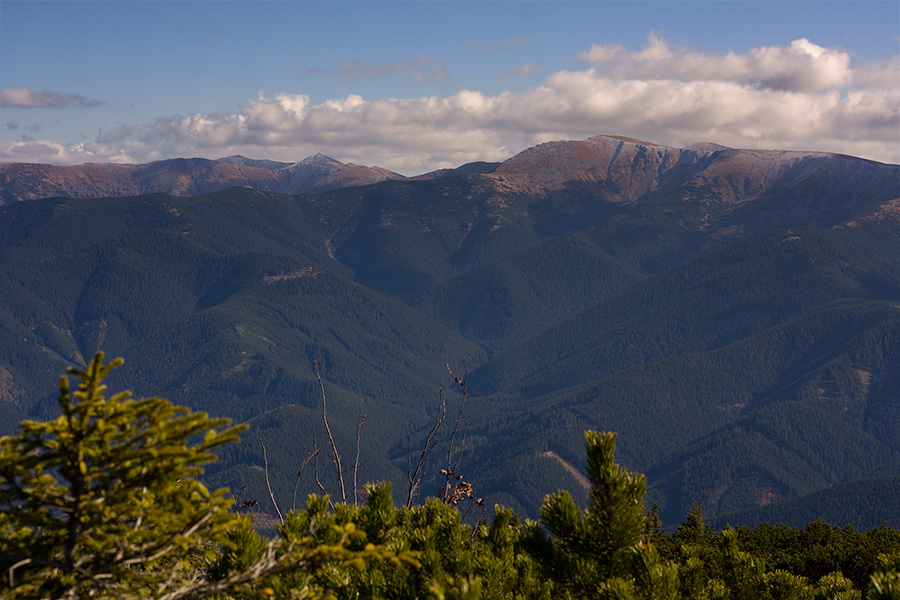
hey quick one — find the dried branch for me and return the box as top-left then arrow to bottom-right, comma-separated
405,386 -> 447,508
232,486 -> 258,516
462,497 -> 488,537
291,445 -> 319,512
312,436 -> 331,507
258,434 -> 284,526
152,538 -> 301,600
315,359 -> 346,504
452,420 -> 469,475
353,403 -> 367,507
441,366 -> 469,502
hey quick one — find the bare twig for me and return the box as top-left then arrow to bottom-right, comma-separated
441,366 -> 469,502
405,386 -> 447,507
452,420 -> 469,475
312,436 -> 331,507
232,486 -> 258,516
315,359 -> 346,504
152,537 -> 321,600
258,434 -> 284,526
353,403 -> 367,507
463,500 -> 487,538
291,445 -> 319,512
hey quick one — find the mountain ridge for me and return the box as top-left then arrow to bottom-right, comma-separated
4,134 -> 897,207
0,154 -> 404,204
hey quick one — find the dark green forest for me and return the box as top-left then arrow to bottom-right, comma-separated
1,143 -> 899,531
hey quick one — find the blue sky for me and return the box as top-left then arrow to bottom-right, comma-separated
2,1 -> 898,173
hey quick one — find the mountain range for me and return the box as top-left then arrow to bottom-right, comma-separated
0,153 -> 404,204
1,134 -> 898,529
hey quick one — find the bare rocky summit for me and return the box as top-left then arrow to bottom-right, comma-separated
489,134 -> 898,206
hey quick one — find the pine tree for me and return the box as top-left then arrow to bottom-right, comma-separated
0,353 -> 247,598
869,552 -> 900,600
523,431 -> 678,599
0,353 -> 411,600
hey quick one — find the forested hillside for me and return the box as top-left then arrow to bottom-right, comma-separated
3,357 -> 898,598
1,135 -> 898,528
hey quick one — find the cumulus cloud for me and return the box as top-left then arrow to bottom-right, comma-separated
0,88 -> 101,108
2,36 -> 897,171
852,56 -> 900,90
578,34 -> 853,91
0,138 -> 135,164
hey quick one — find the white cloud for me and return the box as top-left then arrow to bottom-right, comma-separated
0,88 -> 101,108
0,138 -> 135,164
2,36 -> 897,171
852,56 -> 900,90
578,34 -> 853,92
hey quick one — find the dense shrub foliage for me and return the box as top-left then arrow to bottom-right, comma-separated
2,355 -> 898,599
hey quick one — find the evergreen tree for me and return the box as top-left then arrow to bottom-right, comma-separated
524,431 -> 678,599
0,354 -> 405,600
0,353 -> 246,598
869,553 -> 900,600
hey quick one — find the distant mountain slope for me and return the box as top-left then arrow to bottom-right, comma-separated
0,154 -> 404,204
1,134 -> 898,528
0,196 -> 486,492
491,135 -> 898,207
216,155 -> 293,170
411,161 -> 501,180
460,210 -> 900,521
712,475 -> 900,530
